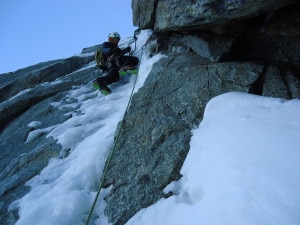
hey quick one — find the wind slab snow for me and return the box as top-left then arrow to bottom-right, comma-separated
9,30 -> 300,225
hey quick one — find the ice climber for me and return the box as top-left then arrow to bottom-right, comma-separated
93,31 -> 139,95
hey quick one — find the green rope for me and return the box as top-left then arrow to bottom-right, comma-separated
85,33 -> 151,224
85,71 -> 139,225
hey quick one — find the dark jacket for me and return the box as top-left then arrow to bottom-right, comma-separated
101,42 -> 117,56
101,42 -> 130,69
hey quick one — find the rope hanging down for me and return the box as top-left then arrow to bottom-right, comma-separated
85,33 -> 151,225
85,72 -> 138,225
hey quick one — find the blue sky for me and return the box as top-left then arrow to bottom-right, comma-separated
0,0 -> 135,74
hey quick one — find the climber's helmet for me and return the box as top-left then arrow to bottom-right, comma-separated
108,31 -> 121,40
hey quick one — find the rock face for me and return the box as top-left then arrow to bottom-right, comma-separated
1,1 -> 300,225
104,1 -> 300,224
103,54 -> 265,224
133,0 -> 299,31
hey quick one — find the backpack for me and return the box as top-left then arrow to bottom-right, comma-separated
95,46 -> 107,71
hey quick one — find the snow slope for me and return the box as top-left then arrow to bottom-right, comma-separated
10,30 -> 300,225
